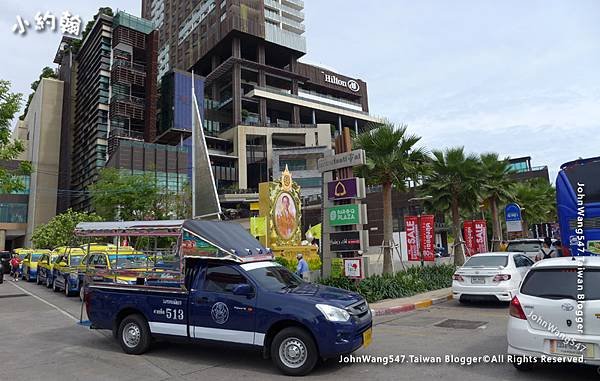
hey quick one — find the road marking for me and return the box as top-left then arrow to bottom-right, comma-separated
9,281 -> 78,322
415,300 -> 433,309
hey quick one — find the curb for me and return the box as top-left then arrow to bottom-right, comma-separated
371,292 -> 453,317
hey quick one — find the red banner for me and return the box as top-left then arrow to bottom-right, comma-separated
420,215 -> 435,261
463,220 -> 475,257
473,220 -> 488,254
405,216 -> 419,261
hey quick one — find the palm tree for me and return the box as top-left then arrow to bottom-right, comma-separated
421,147 -> 481,265
354,123 -> 427,274
480,153 -> 515,251
513,179 -> 556,231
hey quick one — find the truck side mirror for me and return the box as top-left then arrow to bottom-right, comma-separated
232,284 -> 254,297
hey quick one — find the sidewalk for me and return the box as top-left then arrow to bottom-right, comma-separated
370,287 -> 453,316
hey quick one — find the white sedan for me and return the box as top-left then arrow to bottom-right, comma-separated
507,256 -> 600,370
452,252 -> 534,303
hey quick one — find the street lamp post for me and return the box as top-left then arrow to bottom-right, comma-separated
408,195 -> 433,266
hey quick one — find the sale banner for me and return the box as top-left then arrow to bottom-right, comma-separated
404,216 -> 420,261
419,215 -> 435,261
473,220 -> 489,254
463,220 -> 475,257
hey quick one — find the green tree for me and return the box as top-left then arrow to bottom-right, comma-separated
480,153 -> 515,250
421,147 -> 481,265
90,168 -> 163,221
0,80 -> 30,193
355,123 -> 427,274
31,209 -> 104,249
513,179 -> 556,228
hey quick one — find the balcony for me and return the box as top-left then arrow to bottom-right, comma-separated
282,0 -> 304,11
111,60 -> 147,87
110,94 -> 145,120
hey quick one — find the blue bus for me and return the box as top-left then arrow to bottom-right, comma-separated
556,156 -> 600,256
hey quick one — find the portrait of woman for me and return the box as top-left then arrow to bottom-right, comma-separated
274,192 -> 297,240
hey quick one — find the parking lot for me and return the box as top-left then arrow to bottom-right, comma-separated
1,279 -> 598,381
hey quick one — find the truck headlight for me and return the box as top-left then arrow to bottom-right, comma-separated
316,304 -> 350,322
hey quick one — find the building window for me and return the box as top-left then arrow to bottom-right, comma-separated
2,175 -> 30,195
0,203 -> 28,223
280,159 -> 306,171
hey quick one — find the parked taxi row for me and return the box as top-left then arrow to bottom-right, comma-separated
15,245 -> 178,300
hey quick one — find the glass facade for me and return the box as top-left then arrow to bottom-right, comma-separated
6,176 -> 30,195
508,161 -> 529,173
121,169 -> 188,193
0,203 -> 27,223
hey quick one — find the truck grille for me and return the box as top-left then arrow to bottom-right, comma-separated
346,300 -> 370,319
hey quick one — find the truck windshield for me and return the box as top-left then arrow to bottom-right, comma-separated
246,264 -> 303,292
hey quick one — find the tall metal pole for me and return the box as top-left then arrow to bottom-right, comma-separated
191,71 -> 197,219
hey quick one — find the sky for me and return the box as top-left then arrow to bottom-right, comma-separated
2,0 -> 599,181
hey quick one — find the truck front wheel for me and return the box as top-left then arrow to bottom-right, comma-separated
118,314 -> 151,355
270,327 -> 318,376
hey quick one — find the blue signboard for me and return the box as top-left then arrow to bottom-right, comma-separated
505,203 -> 522,222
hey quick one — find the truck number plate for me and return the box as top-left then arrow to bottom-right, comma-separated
363,328 -> 372,348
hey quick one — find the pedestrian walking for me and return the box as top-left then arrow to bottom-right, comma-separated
10,254 -> 21,281
295,253 -> 309,281
553,240 -> 563,257
535,237 -> 556,261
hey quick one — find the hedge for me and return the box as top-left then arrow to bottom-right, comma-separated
319,264 -> 456,303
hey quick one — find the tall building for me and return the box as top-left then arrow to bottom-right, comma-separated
55,11 -> 174,212
143,0 -> 379,205
1,78 -> 64,248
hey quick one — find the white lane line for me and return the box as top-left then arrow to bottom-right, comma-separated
10,281 -> 78,322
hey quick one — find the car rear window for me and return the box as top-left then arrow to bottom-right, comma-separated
507,242 -> 542,252
521,268 -> 600,300
463,255 -> 508,267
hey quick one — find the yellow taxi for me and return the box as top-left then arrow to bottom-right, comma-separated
20,249 -> 51,282
37,251 -> 60,287
51,247 -> 86,296
78,248 -> 151,300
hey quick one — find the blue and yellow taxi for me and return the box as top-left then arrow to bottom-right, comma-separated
37,251 -> 60,287
51,247 -> 85,296
20,249 -> 51,282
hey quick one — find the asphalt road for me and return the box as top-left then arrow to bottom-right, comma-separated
1,277 -> 598,381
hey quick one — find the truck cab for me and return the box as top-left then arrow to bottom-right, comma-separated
86,256 -> 372,376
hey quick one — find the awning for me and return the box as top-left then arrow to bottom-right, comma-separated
74,220 -> 185,237
182,220 -> 271,262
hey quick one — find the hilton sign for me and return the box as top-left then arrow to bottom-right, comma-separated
324,74 -> 360,93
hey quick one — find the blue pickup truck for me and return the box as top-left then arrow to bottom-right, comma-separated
84,220 -> 372,376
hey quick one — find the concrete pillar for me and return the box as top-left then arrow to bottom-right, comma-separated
237,128 -> 247,189
0,230 -> 5,251
338,115 -> 342,135
233,62 -> 242,125
292,105 -> 300,125
312,109 -> 316,125
354,119 -> 359,135
266,132 -> 273,175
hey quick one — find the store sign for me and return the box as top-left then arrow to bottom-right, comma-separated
405,216 -> 420,261
473,220 -> 488,254
420,215 -> 436,261
343,258 -> 365,279
331,257 -> 344,278
327,177 -> 366,200
463,220 -> 475,256
324,73 -> 360,92
330,231 -> 368,252
328,204 -> 367,226
318,149 -> 366,172
505,203 -> 523,232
